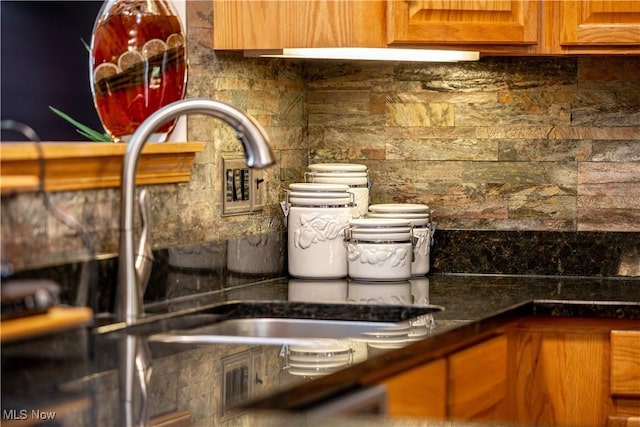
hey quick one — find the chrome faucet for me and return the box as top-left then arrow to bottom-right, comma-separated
117,98 -> 275,325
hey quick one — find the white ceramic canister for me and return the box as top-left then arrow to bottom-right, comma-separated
368,213 -> 431,276
368,204 -> 433,275
283,183 -> 352,279
345,218 -> 414,281
307,163 -> 370,219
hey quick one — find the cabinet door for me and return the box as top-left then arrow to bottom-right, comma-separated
213,0 -> 385,49
559,0 -> 640,46
508,318 -> 615,427
382,358 -> 447,418
387,0 -> 539,45
609,330 -> 640,426
611,330 -> 640,397
448,334 -> 508,421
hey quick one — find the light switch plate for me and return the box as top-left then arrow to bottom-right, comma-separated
222,156 -> 265,215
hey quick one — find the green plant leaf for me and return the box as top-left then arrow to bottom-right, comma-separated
81,38 -> 90,53
49,106 -> 111,142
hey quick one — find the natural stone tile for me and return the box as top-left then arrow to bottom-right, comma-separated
548,126 -> 640,140
475,126 -> 552,139
305,62 -> 393,89
386,102 -> 430,126
393,89 -> 498,103
385,126 -> 476,139
577,206 -> 640,232
578,56 -> 640,84
498,90 -> 616,106
578,162 -> 640,195
316,127 -> 386,149
186,26 -> 218,66
508,194 -> 577,220
571,103 -> 640,127
463,162 -> 578,186
394,57 -> 577,92
186,1 -> 213,29
459,102 -> 571,126
308,91 -> 372,113
590,140 -> 640,162
308,112 -> 385,127
368,160 -> 465,184
386,138 -> 498,161
579,195 -> 640,210
429,103 -> 455,126
498,139 -> 591,161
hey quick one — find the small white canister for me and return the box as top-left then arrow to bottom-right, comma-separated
368,204 -> 434,276
283,183 -> 353,279
307,163 -> 370,219
345,218 -> 414,281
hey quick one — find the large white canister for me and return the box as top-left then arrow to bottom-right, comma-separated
345,218 -> 414,281
284,183 -> 352,279
307,163 -> 370,218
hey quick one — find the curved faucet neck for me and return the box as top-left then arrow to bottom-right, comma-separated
117,98 -> 275,324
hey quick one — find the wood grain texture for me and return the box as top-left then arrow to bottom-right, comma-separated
448,334 -> 507,421
0,142 -> 203,194
382,358 -> 447,419
213,0 -> 386,49
609,415 -> 640,427
611,330 -> 640,397
388,0 -> 538,45
559,0 -> 640,46
507,319 -> 615,427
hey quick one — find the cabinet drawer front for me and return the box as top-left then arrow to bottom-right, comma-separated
611,330 -> 640,397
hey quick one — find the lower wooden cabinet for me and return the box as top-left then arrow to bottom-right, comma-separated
379,317 -> 640,426
383,358 -> 446,418
610,330 -> 640,427
448,335 -> 507,421
382,334 -> 508,423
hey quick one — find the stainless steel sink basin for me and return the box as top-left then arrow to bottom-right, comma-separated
149,317 -> 404,345
113,300 -> 445,346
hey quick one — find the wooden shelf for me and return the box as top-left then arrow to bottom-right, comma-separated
0,142 -> 204,194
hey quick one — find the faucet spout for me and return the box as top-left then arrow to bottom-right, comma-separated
118,98 -> 275,324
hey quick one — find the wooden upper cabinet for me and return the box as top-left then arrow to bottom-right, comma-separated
211,0 -> 640,54
559,0 -> 640,47
387,0 -> 539,45
213,0 -> 386,50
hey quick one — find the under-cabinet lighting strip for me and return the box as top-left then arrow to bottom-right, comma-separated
247,47 -> 480,62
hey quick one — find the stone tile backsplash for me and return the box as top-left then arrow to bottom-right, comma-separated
1,0 -> 638,271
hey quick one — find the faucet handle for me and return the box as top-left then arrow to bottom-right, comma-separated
135,189 -> 154,298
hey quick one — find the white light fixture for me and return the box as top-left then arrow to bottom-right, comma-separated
246,47 -> 479,62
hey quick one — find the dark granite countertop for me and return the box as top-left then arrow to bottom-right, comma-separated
243,274 -> 640,413
2,272 -> 639,426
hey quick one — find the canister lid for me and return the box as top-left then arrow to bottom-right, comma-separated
368,203 -> 430,213
349,218 -> 411,228
289,182 -> 350,192
289,196 -> 352,206
308,163 -> 368,172
310,176 -> 368,185
288,191 -> 349,199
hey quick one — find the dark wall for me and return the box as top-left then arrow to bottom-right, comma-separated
1,1 -> 104,141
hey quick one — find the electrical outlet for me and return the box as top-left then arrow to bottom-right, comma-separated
222,156 -> 265,215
